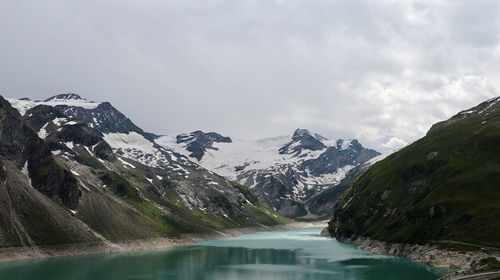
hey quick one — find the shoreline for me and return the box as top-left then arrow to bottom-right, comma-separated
322,230 -> 497,280
0,221 -> 326,263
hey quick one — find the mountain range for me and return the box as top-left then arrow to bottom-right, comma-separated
1,94 -> 287,248
8,94 -> 381,220
156,128 -> 380,218
4,92 -> 499,276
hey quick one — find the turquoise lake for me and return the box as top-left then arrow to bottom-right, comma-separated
0,227 -> 453,279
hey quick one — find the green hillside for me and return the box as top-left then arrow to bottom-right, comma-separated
328,97 -> 500,248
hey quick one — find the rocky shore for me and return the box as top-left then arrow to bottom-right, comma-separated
0,222 -> 326,263
320,228 -> 499,279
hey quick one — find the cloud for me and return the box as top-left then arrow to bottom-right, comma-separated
0,0 -> 499,152
382,137 -> 409,150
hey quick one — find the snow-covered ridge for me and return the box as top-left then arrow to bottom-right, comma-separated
156,134 -> 295,179
6,94 -> 380,218
156,132 -> 364,180
7,94 -> 100,116
103,132 -> 185,169
155,129 -> 380,210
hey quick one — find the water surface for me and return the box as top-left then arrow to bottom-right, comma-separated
0,227 -> 453,279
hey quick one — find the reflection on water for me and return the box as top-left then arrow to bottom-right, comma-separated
0,228 -> 453,280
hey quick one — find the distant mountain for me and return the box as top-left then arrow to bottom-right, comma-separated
3,94 -> 286,248
176,130 -> 232,161
328,96 -> 500,248
305,154 -> 387,219
9,93 -> 100,115
157,128 -> 380,218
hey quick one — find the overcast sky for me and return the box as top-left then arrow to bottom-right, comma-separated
1,0 -> 499,152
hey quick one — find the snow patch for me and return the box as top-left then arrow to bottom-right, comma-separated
104,132 -> 156,154
118,157 -> 135,169
21,161 -> 33,187
64,142 -> 74,149
38,123 -> 49,139
104,132 -> 167,168
341,139 -> 353,150
461,109 -> 476,115
79,182 -> 91,192
84,146 -> 93,155
6,97 -> 100,116
52,117 -> 67,127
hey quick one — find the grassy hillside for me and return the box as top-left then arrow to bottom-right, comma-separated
329,97 -> 500,248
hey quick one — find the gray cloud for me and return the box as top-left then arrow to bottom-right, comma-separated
1,0 -> 499,152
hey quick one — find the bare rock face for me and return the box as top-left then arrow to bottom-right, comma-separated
176,131 -> 232,161
23,105 -> 115,161
55,101 -> 158,140
0,97 -> 81,209
4,94 -> 287,249
279,129 -> 326,155
161,128 -> 380,218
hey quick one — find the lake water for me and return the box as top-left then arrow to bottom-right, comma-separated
0,227 -> 453,280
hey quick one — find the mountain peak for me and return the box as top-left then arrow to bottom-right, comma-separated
336,139 -> 362,150
293,128 -> 312,138
292,128 -> 327,142
177,131 -> 232,144
176,131 -> 232,161
44,93 -> 85,102
280,129 -> 326,155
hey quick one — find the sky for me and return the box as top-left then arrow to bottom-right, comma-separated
1,0 -> 499,152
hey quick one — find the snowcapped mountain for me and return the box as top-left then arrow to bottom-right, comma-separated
8,93 -> 379,219
8,94 -> 101,115
5,94 -> 286,242
156,128 -> 380,218
8,94 -> 165,168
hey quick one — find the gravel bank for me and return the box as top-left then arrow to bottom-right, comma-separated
0,222 -> 327,263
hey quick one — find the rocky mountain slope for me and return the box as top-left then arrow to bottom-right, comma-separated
157,129 -> 380,218
12,95 -> 381,219
305,154 -> 387,219
327,96 -> 500,249
2,94 -> 287,248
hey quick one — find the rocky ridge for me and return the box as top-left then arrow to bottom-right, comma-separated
157,128 -> 380,218
2,94 -> 287,249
